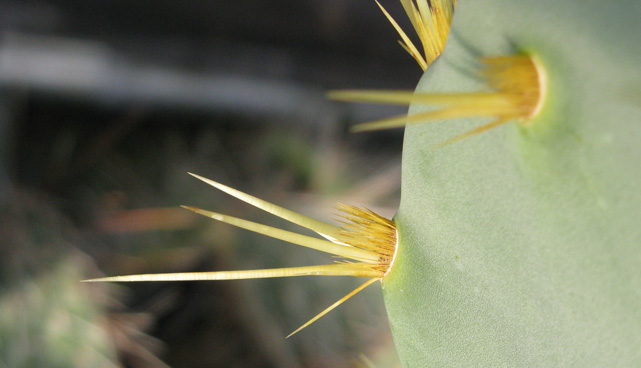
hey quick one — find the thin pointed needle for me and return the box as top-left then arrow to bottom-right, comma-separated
181,205 -> 379,262
328,90 -> 506,106
287,277 -> 379,338
432,116 -> 512,149
350,103 -> 508,132
187,173 -> 343,240
374,0 -> 427,70
82,264 -> 382,283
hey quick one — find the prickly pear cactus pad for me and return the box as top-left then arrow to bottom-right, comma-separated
383,0 -> 641,367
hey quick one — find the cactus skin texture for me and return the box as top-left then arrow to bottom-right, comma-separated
382,0 -> 641,366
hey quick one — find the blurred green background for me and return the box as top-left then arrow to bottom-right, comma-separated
0,1 -> 419,366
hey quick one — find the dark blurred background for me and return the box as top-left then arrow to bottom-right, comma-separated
0,1 -> 420,367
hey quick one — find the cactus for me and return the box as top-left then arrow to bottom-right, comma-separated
369,0 -> 641,366
85,0 -> 641,366
0,195 -> 121,368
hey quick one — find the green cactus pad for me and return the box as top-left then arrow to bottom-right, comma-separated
383,0 -> 641,366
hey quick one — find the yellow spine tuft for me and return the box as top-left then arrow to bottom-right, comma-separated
378,0 -> 456,70
85,174 -> 399,337
330,54 -> 547,146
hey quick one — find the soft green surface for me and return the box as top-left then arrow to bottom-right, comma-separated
383,0 -> 641,366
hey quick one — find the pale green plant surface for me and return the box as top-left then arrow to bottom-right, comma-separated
383,0 -> 641,366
